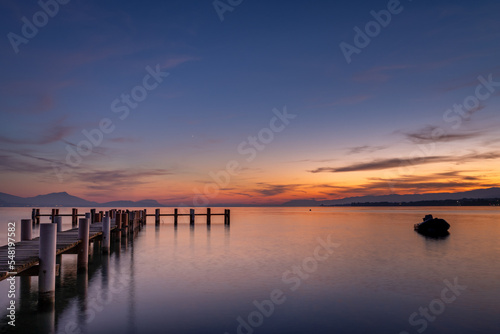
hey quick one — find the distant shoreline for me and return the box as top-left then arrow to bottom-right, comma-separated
323,198 -> 500,207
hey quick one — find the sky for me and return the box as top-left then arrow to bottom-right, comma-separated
0,0 -> 499,206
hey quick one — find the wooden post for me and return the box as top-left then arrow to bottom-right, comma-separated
21,219 -> 32,241
99,211 -> 104,222
77,218 -> 90,270
114,212 -> 122,241
174,208 -> 178,225
224,209 -> 231,225
90,209 -> 96,224
102,216 -> 110,254
155,209 -> 160,225
207,208 -> 211,225
92,238 -> 100,257
190,209 -> 195,226
130,212 -> 135,233
85,212 -> 91,219
51,209 -> 56,223
122,212 -> 129,237
31,209 -> 36,223
129,211 -> 134,234
39,223 -> 57,303
55,216 -> 62,233
35,209 -> 40,224
143,209 -> 147,226
72,208 -> 78,227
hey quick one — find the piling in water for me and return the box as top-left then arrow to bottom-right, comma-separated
55,216 -> 62,233
190,209 -> 195,225
77,218 -> 90,271
102,216 -> 111,254
39,223 -> 57,304
21,219 -> 32,241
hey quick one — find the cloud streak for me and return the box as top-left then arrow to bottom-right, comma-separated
309,151 -> 500,173
0,118 -> 76,145
403,125 -> 484,144
253,183 -> 301,197
346,145 -> 387,155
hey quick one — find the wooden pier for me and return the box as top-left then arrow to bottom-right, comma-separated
0,207 -> 230,293
0,222 -> 111,281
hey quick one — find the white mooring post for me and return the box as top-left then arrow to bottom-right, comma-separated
39,223 -> 57,303
78,218 -> 90,270
102,217 -> 110,254
55,216 -> 63,233
21,219 -> 32,241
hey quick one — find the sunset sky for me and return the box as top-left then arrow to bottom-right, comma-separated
1,0 -> 499,205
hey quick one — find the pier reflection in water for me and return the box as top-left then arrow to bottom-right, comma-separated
1,207 -> 499,334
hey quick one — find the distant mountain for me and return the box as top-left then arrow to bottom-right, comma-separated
0,192 -> 26,206
24,192 -> 98,207
2,187 -> 499,208
282,187 -> 500,206
0,192 -> 165,207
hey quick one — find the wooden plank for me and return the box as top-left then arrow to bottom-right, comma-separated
0,223 -> 116,281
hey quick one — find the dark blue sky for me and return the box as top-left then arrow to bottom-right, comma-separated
1,0 -> 499,204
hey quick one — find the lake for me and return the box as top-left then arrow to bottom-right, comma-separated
0,207 -> 499,334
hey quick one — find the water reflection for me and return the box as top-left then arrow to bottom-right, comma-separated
417,230 -> 451,240
38,301 -> 55,334
0,207 -> 498,334
127,241 -> 137,334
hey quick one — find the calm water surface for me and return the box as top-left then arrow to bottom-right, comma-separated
0,207 -> 499,334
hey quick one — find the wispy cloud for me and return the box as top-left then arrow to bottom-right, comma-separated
310,171 -> 495,198
0,149 -> 59,175
1,80 -> 75,114
76,168 -> 174,191
361,171 -> 495,193
309,151 -> 500,173
0,118 -> 76,145
346,145 -> 387,155
402,125 -> 484,144
253,183 -> 301,197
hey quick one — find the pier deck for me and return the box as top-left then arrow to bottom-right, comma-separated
0,222 -> 115,282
